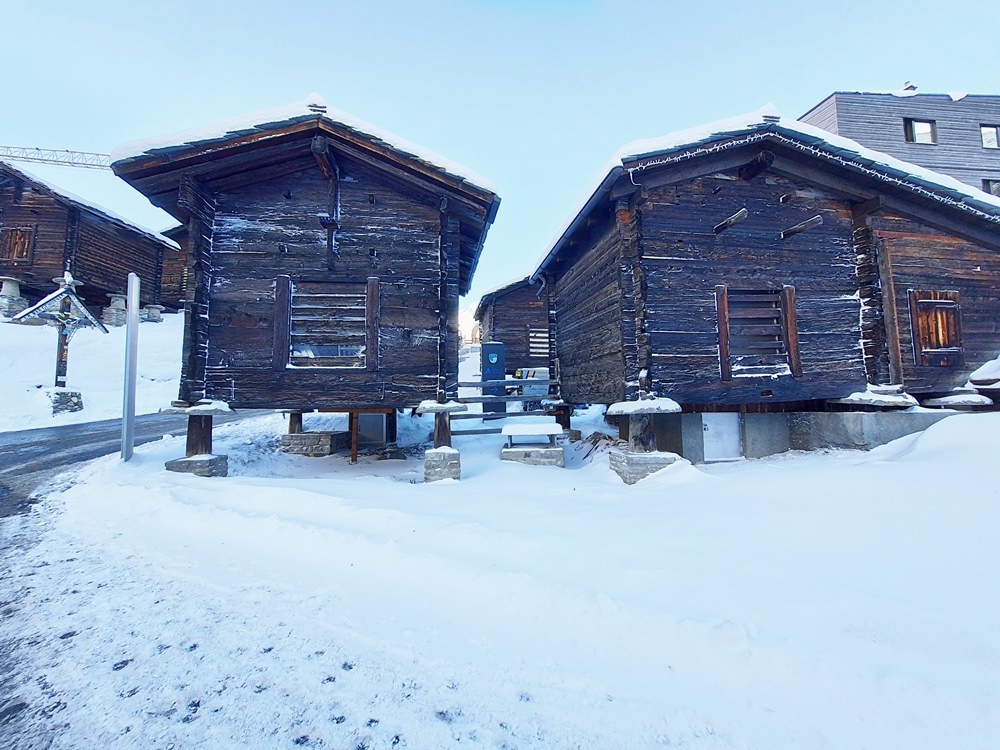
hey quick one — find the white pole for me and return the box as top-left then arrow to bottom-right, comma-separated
121,273 -> 140,461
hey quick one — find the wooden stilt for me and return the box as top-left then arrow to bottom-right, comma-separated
186,415 -> 213,456
350,411 -> 359,464
433,411 -> 452,448
288,411 -> 303,434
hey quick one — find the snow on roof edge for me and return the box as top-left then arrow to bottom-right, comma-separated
531,105 -> 1000,281
111,94 -> 497,196
1,160 -> 179,250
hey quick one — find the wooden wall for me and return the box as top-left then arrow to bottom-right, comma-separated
550,220 -> 626,404
480,282 -> 550,371
867,211 -> 1000,392
198,156 -> 454,409
639,172 -> 868,406
0,178 -> 163,307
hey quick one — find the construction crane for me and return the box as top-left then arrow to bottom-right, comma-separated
0,146 -> 111,170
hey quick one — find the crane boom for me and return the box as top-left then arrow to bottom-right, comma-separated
0,146 -> 111,169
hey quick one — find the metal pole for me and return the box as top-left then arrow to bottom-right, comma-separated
121,273 -> 140,461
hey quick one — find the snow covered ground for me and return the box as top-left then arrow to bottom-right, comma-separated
0,312 -> 183,432
2,346 -> 999,748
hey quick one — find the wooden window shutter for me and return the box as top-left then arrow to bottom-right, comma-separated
0,225 -> 36,262
716,285 -> 732,380
779,285 -> 802,377
366,276 -> 380,372
272,275 -> 292,371
908,290 -> 963,367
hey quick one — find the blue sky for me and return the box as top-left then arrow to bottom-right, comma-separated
5,0 -> 997,305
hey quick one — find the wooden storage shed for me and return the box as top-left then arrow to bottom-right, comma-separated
0,160 -> 179,309
111,96 -> 499,443
473,276 -> 551,373
531,109 -> 1000,459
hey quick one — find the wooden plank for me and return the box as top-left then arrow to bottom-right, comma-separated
450,427 -> 504,436
715,285 -> 732,380
272,275 -> 291,371
366,276 -> 380,372
876,239 -> 904,383
780,285 -> 802,377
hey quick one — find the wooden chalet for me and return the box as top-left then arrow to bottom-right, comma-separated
0,160 -> 180,309
111,96 -> 500,447
473,276 -> 551,373
531,109 -> 1000,459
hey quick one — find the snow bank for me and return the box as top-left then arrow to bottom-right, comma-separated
0,313 -> 183,432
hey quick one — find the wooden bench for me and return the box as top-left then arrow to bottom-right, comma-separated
501,422 -> 563,449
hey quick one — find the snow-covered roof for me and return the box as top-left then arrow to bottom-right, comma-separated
531,106 -> 1000,282
0,160 -> 179,250
111,94 -> 496,196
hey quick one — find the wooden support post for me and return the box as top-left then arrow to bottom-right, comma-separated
552,404 -> 571,430
433,411 -> 452,448
386,409 -> 398,444
628,413 -> 657,453
186,415 -> 213,457
349,411 -> 358,464
288,411 -> 303,434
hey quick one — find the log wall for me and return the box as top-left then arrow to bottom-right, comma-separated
480,282 -> 550,371
639,172 -> 868,405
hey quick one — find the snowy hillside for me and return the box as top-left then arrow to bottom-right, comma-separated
2,345 -> 999,748
0,312 -> 183,432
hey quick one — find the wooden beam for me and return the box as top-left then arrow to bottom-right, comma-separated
366,276 -> 380,372
738,150 -> 774,181
714,207 -> 749,234
852,195 -> 883,218
715,285 -> 732,381
780,215 -> 823,239
273,275 -> 291,371
310,135 -> 337,180
876,239 -> 905,383
780,285 -> 802,377
186,415 -> 213,456
611,146 -> 763,200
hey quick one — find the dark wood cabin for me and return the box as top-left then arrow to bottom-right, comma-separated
473,276 -> 551,373
111,99 -> 500,416
0,161 -> 179,309
531,112 -> 1000,420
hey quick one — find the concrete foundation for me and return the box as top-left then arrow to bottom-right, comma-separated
425,447 -> 461,482
500,446 -> 565,467
609,450 -> 678,484
280,431 -> 351,457
651,409 -> 955,463
47,390 -> 84,415
165,454 -> 229,477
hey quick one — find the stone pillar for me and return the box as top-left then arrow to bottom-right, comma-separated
606,398 -> 683,485
0,277 -> 28,317
415,400 -> 468,481
159,403 -> 232,477
142,304 -> 166,323
102,292 -> 129,327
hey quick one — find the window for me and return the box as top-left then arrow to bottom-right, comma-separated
715,285 -> 801,380
983,179 -> 1000,196
908,290 -> 963,367
527,326 -> 549,359
273,276 -> 379,370
981,125 -> 1000,149
0,225 -> 36,262
903,118 -> 937,144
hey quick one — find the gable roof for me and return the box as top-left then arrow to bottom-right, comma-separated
531,107 -> 1000,282
473,275 -> 536,322
111,95 -> 500,295
0,160 -> 179,250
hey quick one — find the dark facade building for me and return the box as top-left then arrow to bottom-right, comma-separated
800,91 -> 1000,195
111,97 -> 499,418
0,160 -> 179,309
474,276 -> 551,373
531,110 -> 1000,460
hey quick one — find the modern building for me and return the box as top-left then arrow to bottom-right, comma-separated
800,90 -> 1000,195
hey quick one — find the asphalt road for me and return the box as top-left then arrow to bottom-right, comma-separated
0,410 -> 257,517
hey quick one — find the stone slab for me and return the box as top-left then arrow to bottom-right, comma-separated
280,431 -> 351,457
500,446 -> 564,468
609,450 -> 678,485
165,454 -> 229,478
425,447 -> 461,482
